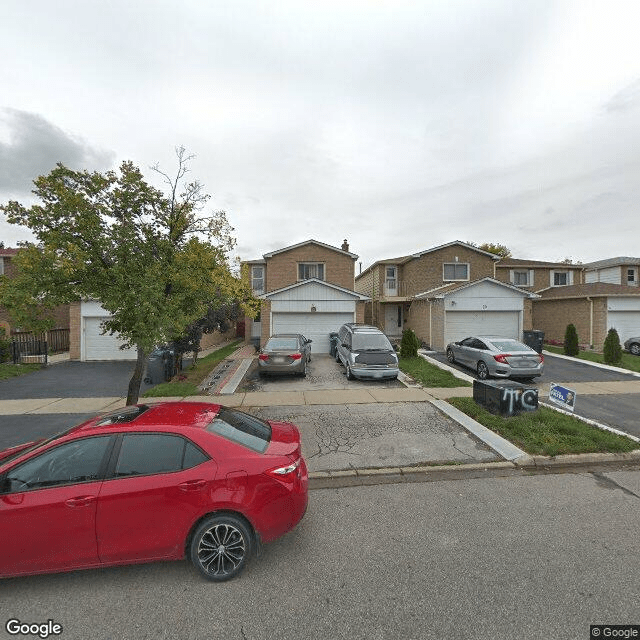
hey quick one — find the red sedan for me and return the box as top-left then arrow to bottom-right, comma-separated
0,402 -> 308,581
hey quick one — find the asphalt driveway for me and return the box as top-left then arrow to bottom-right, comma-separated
0,361 -> 154,399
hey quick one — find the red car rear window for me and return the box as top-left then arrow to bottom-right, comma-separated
206,408 -> 271,453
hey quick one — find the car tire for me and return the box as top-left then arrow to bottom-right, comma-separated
190,515 -> 253,582
630,343 -> 640,356
346,364 -> 355,380
335,352 -> 341,364
476,361 -> 489,380
446,348 -> 455,364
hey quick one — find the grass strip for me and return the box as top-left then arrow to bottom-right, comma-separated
448,396 -> 638,456
544,345 -> 640,373
143,339 -> 244,398
399,356 -> 472,388
0,363 -> 43,381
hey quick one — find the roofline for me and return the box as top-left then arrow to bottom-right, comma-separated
414,277 -> 540,299
260,278 -> 370,301
356,240 -> 500,280
262,239 -> 358,260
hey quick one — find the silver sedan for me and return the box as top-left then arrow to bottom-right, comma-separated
446,336 -> 544,380
258,334 -> 312,377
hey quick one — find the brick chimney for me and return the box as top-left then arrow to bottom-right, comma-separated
341,239 -> 349,252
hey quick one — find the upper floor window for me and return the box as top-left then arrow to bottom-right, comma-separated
511,270 -> 531,286
298,263 -> 324,281
552,271 -> 570,286
251,266 -> 264,294
443,263 -> 469,281
628,268 -> 637,284
385,266 -> 397,293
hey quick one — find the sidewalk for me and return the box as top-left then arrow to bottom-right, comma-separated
2,344 -> 639,488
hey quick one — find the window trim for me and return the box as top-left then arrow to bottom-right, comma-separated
298,262 -> 325,281
251,265 -> 264,294
443,262 -> 469,282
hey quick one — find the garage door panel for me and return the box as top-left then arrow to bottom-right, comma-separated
445,311 -> 520,346
608,311 -> 640,343
272,312 -> 353,353
84,317 -> 137,361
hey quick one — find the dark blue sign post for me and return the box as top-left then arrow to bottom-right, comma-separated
549,383 -> 576,412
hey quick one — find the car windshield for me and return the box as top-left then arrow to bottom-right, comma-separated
352,334 -> 392,351
265,338 -> 299,350
206,408 -> 272,453
489,339 -> 532,352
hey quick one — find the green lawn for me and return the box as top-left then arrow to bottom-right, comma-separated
142,340 -> 244,398
448,396 -> 638,456
544,345 -> 640,373
0,363 -> 43,381
399,356 -> 472,388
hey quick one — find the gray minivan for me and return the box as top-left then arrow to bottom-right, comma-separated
335,323 -> 399,380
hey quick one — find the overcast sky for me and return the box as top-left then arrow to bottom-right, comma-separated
2,0 -> 640,270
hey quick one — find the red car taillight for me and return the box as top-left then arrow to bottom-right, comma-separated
266,458 -> 301,484
258,354 -> 269,361
289,353 -> 302,360
493,354 -> 511,364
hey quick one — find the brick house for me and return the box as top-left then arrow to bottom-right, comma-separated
242,239 -> 369,353
531,283 -> 640,350
355,241 -> 537,350
494,258 -> 584,291
0,247 -> 70,337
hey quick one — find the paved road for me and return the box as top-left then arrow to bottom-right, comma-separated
2,471 -> 638,640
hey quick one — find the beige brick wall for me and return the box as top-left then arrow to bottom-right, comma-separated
69,301 -> 81,360
356,301 -> 365,324
260,300 -> 272,345
403,248 -> 495,296
266,245 -> 355,292
355,266 -> 377,297
532,298 -> 608,349
404,299 -> 444,349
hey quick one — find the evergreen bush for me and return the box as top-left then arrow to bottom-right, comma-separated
564,324 -> 579,357
0,328 -> 10,363
603,328 -> 622,365
400,328 -> 420,358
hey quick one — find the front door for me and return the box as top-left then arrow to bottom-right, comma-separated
384,305 -> 402,337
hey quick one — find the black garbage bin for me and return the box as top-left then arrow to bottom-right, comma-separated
144,347 -> 180,385
329,332 -> 340,358
473,379 -> 538,416
523,330 -> 545,354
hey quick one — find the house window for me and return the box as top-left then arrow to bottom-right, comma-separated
443,263 -> 469,281
628,269 -> 636,284
553,271 -> 568,286
385,266 -> 397,292
251,266 -> 264,294
298,263 -> 324,281
512,270 -> 530,286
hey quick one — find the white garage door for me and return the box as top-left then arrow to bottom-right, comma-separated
84,317 -> 137,361
445,311 -> 521,346
272,312 -> 353,353
608,310 -> 640,343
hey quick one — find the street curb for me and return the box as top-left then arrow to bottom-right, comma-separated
515,450 -> 640,471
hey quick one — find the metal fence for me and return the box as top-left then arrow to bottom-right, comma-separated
10,339 -> 49,365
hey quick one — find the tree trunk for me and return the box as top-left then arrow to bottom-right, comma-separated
126,346 -> 148,406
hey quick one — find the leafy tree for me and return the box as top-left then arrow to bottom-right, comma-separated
466,241 -> 512,258
603,328 -> 622,365
0,149 -> 257,404
400,328 -> 420,358
564,323 -> 579,356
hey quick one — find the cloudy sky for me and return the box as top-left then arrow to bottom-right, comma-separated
2,0 -> 640,270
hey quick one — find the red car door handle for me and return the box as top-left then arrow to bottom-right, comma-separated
65,496 -> 96,507
178,480 -> 206,491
